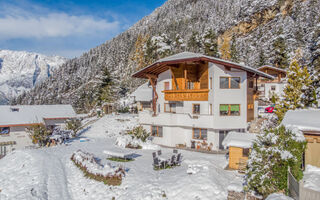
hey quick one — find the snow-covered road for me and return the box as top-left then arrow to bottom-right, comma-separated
0,114 -> 243,200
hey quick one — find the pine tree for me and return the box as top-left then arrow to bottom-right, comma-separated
131,34 -> 149,69
273,36 -> 289,69
246,126 -> 306,198
258,49 -> 266,66
275,59 -> 313,122
187,31 -> 202,52
202,29 -> 219,57
230,34 -> 239,62
220,35 -> 231,60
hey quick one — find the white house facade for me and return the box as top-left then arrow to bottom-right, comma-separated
0,104 -> 76,155
132,52 -> 273,151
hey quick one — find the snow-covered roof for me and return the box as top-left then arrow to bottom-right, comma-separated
132,52 -> 274,79
0,105 -> 76,127
281,109 -> 320,132
258,65 -> 287,74
130,82 -> 152,102
222,132 -> 257,148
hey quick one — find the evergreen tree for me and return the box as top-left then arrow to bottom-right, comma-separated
96,67 -> 114,106
246,126 -> 306,198
275,59 -> 313,122
187,31 -> 202,52
273,36 -> 289,69
230,34 -> 239,62
202,29 -> 219,57
258,49 -> 266,66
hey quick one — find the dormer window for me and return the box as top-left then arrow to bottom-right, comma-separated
10,108 -> 19,112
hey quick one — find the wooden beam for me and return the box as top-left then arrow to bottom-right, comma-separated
147,76 -> 158,115
184,63 -> 187,90
169,67 -> 179,90
145,74 -> 158,79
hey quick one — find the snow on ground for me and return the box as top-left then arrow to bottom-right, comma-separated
0,114 -> 243,200
302,165 -> 320,192
266,193 -> 293,200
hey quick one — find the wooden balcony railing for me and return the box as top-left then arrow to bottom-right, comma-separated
162,89 -> 209,101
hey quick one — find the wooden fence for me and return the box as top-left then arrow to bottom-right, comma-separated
288,168 -> 320,200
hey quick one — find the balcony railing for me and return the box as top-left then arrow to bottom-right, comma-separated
162,89 -> 209,101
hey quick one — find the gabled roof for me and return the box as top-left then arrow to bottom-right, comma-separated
281,109 -> 320,133
0,104 -> 76,127
132,52 -> 274,79
130,82 -> 152,102
222,132 -> 257,148
257,65 -> 287,74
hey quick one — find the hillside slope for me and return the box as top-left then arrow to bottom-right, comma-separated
0,50 -> 66,104
15,0 -> 320,111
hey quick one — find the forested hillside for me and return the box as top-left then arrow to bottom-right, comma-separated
14,0 -> 320,112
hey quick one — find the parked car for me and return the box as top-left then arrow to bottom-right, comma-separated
265,104 -> 275,113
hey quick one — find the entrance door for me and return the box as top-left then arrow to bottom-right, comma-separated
219,130 -> 228,150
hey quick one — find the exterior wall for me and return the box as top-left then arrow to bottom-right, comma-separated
0,126 -> 33,153
44,119 -> 68,129
263,82 -> 286,100
229,146 -> 249,169
211,63 -> 247,130
304,134 -> 320,168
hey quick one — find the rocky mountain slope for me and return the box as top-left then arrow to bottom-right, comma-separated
14,0 -> 320,112
0,50 -> 66,104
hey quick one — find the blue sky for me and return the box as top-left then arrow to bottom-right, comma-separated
0,0 -> 166,58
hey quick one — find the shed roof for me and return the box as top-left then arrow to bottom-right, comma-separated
222,132 -> 257,148
281,109 -> 320,133
0,104 -> 76,127
130,82 -> 152,102
132,52 -> 274,79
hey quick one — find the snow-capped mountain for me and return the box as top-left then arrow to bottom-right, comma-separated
14,0 -> 320,111
0,50 -> 66,104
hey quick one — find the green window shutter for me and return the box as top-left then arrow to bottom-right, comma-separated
220,104 -> 229,111
230,105 -> 240,111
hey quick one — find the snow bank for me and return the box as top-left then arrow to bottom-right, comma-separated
71,150 -> 124,177
186,164 -> 208,174
227,182 -> 243,193
115,134 -> 159,150
303,165 -> 320,192
266,193 -> 293,200
281,109 -> 320,132
222,132 -> 257,148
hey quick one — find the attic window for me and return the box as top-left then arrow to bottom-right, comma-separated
10,108 -> 19,112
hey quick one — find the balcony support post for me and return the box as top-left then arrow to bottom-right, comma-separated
146,74 -> 158,115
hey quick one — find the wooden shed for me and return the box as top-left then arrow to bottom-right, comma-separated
222,132 -> 257,171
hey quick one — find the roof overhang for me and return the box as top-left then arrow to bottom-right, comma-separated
257,65 -> 287,74
132,54 -> 274,80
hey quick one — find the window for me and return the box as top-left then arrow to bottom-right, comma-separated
271,85 -> 276,91
243,148 -> 250,157
210,77 -> 213,89
219,104 -> 240,116
187,81 -> 195,90
193,128 -> 207,140
220,77 -> 240,89
0,127 -> 10,135
164,103 -> 176,113
151,126 -> 163,137
193,104 -> 200,115
10,108 -> 19,112
164,82 -> 170,90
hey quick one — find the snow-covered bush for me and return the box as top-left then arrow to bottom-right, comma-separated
66,118 -> 82,137
127,126 -> 150,142
71,150 -> 125,186
27,124 -> 50,146
246,125 -> 306,198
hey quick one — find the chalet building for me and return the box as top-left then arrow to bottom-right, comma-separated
0,105 -> 76,155
130,82 -> 153,111
257,65 -> 287,101
282,109 -> 320,168
132,52 -> 273,150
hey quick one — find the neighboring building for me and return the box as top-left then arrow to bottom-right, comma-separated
222,132 -> 257,170
130,82 -> 153,111
0,105 -> 76,154
257,65 -> 287,101
132,52 -> 273,150
282,109 -> 320,168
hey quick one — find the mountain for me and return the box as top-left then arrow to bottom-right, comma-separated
0,50 -> 67,104
14,0 -> 320,112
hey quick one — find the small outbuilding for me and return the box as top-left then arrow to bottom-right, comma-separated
222,132 -> 257,170
282,109 -> 320,168
130,82 -> 152,111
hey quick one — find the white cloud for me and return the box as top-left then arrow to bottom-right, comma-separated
0,13 -> 120,40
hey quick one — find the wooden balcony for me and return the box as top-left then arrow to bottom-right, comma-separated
163,89 -> 209,101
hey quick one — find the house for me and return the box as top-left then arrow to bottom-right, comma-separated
257,65 -> 287,101
281,109 -> 320,168
0,105 -> 76,154
130,82 -> 153,111
222,132 -> 257,170
132,52 -> 273,150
